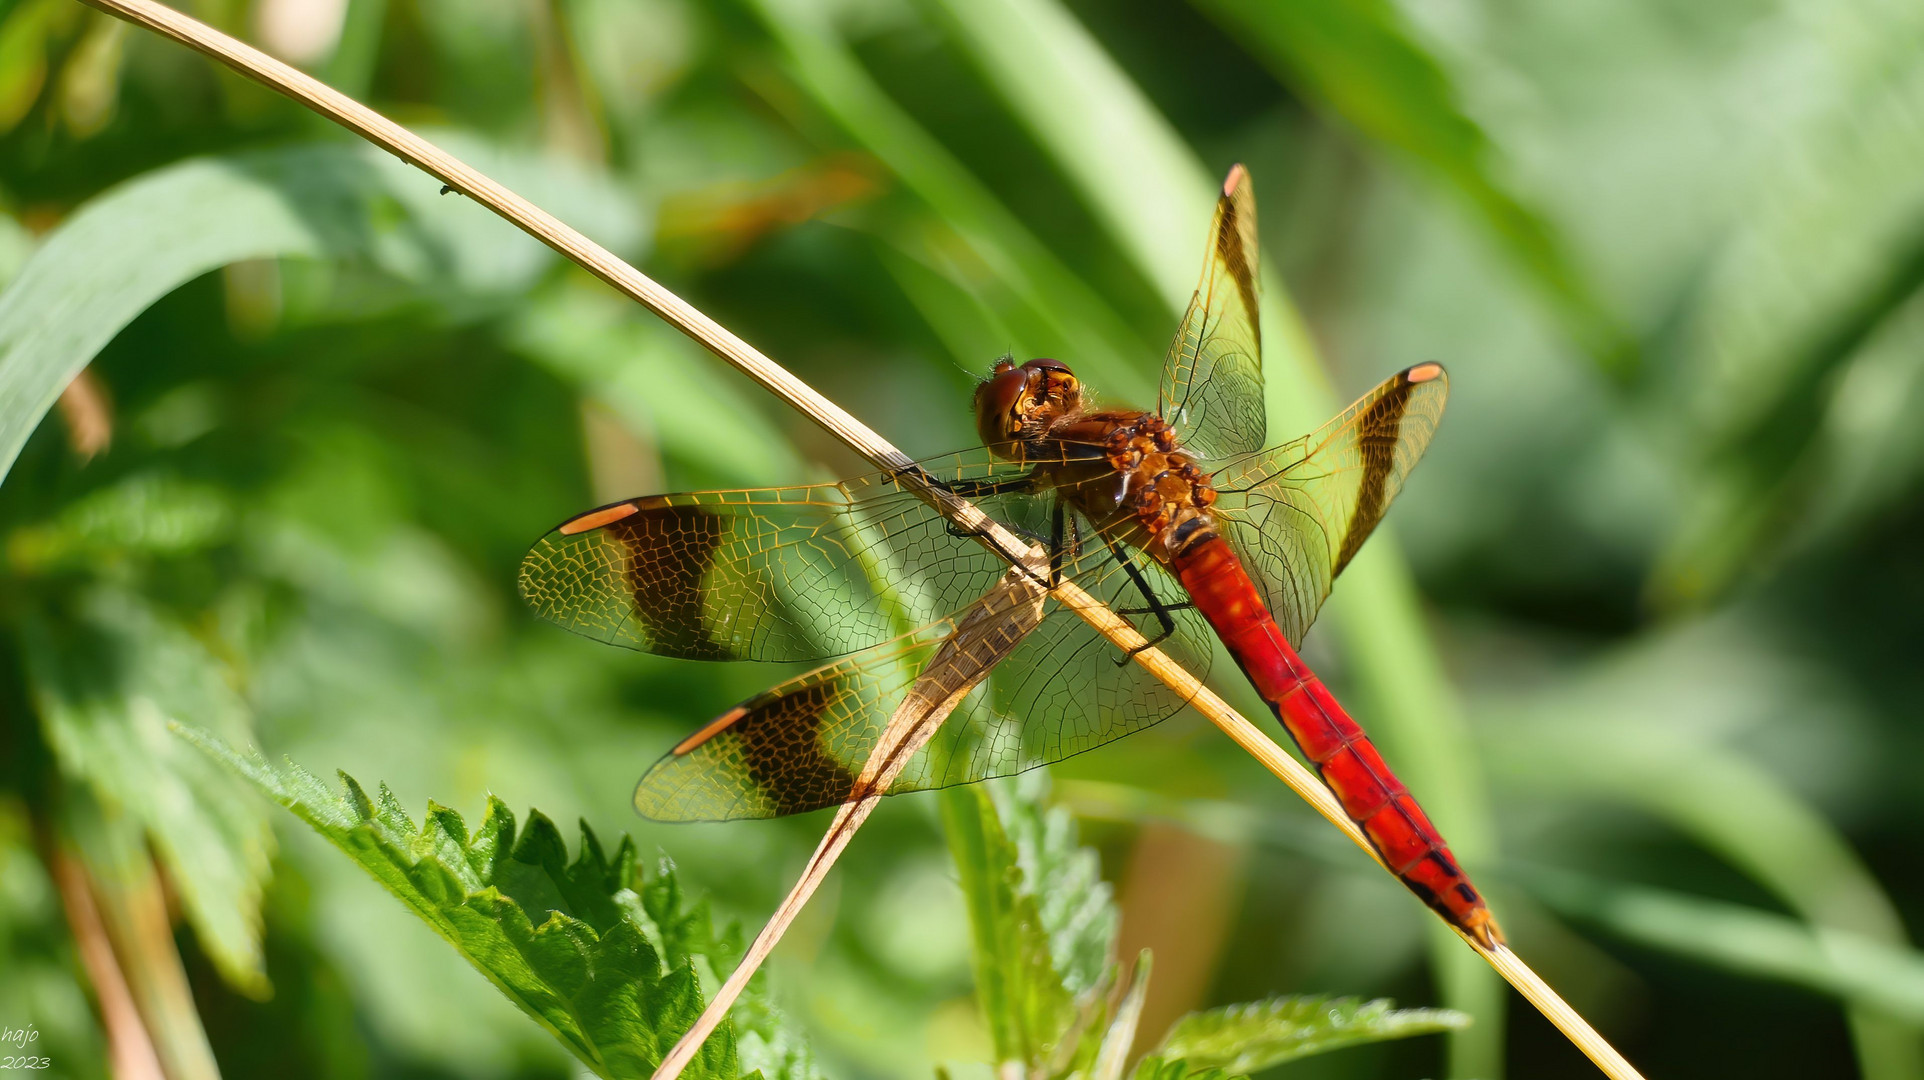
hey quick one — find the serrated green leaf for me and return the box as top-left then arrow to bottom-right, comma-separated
941,776 -> 1120,1078
1137,995 -> 1468,1078
179,730 -> 823,1080
940,783 -> 1081,1072
0,136 -> 644,485
22,584 -> 275,996
993,772 -> 1116,1000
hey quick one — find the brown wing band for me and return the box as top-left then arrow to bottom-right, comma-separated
606,505 -> 738,661
1332,374 -> 1415,575
732,681 -> 859,816
1216,166 -> 1261,354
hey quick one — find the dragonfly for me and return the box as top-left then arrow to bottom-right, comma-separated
519,166 -> 1500,950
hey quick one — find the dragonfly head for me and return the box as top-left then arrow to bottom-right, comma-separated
974,357 -> 1082,453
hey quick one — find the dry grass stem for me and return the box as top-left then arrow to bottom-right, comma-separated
42,837 -> 166,1080
75,2 -> 1646,1077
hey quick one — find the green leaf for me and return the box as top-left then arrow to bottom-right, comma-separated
179,730 -> 821,1080
940,780 -> 1101,1072
1135,995 -> 1469,1078
0,136 -> 644,485
992,772 -> 1117,999
1089,951 -> 1152,1080
1129,1060 -> 1233,1080
1195,0 -> 1629,374
22,584 -> 275,996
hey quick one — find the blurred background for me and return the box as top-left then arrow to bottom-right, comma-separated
3,0 -> 1924,1077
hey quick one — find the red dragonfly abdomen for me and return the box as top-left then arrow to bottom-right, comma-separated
1171,533 -> 1502,948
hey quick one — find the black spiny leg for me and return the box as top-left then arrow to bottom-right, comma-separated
1101,533 -> 1179,665
936,472 -> 1041,541
1008,499 -> 1068,591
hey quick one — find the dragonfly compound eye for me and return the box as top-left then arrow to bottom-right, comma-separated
974,364 -> 1032,447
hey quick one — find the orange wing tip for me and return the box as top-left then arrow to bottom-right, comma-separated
558,502 -> 640,535
1405,362 -> 1445,384
673,705 -> 747,755
1223,163 -> 1249,198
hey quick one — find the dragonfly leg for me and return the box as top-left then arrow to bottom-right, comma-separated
938,473 -> 1039,498
1116,600 -> 1194,615
1101,534 -> 1179,664
1049,501 -> 1068,586
1008,500 -> 1073,590
937,472 -> 1046,541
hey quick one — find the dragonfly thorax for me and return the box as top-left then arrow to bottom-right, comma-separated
1036,410 -> 1221,564
1099,413 -> 1220,561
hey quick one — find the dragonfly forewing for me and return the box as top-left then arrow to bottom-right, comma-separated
517,449 -> 1066,663
1160,164 -> 1266,463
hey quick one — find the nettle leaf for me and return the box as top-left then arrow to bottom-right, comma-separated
941,784 -> 1079,1070
22,584 -> 275,996
941,776 -> 1119,1076
994,772 -> 1117,999
180,731 -> 820,1080
1134,996 -> 1469,1079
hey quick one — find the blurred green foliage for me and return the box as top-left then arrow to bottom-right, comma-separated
4,0 -> 1924,1078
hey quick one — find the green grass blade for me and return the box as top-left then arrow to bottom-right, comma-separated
1496,723 -> 1920,1080
0,137 -> 642,486
939,782 -> 1084,1069
1195,0 -> 1630,375
1527,865 -> 1924,1023
744,0 -> 1155,403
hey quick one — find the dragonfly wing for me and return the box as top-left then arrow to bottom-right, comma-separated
904,538 -> 1212,793
1208,363 -> 1448,645
633,523 -> 1211,821
1160,165 -> 1266,462
517,449 -> 1059,662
